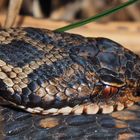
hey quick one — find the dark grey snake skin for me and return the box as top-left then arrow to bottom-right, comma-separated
1,104 -> 140,140
0,27 -> 140,140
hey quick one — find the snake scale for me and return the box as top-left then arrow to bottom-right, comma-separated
0,27 -> 140,140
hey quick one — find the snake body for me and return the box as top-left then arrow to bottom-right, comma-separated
0,27 -> 139,115
0,27 -> 140,139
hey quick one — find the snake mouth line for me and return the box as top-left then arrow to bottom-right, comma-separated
4,99 -> 134,115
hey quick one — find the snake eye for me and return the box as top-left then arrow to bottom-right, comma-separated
103,85 -> 118,98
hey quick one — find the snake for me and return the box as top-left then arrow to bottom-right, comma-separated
0,27 -> 140,139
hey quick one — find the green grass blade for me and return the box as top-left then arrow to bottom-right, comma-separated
55,0 -> 139,32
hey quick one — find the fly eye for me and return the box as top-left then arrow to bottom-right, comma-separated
103,85 -> 118,98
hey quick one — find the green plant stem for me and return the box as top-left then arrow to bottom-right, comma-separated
55,0 -> 139,32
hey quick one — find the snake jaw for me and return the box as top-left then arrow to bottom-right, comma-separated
89,80 -> 138,113
115,87 -> 140,109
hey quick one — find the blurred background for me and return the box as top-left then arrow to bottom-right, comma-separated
0,0 -> 139,54
0,0 -> 140,22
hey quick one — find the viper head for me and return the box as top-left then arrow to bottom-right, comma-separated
88,38 -> 140,107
